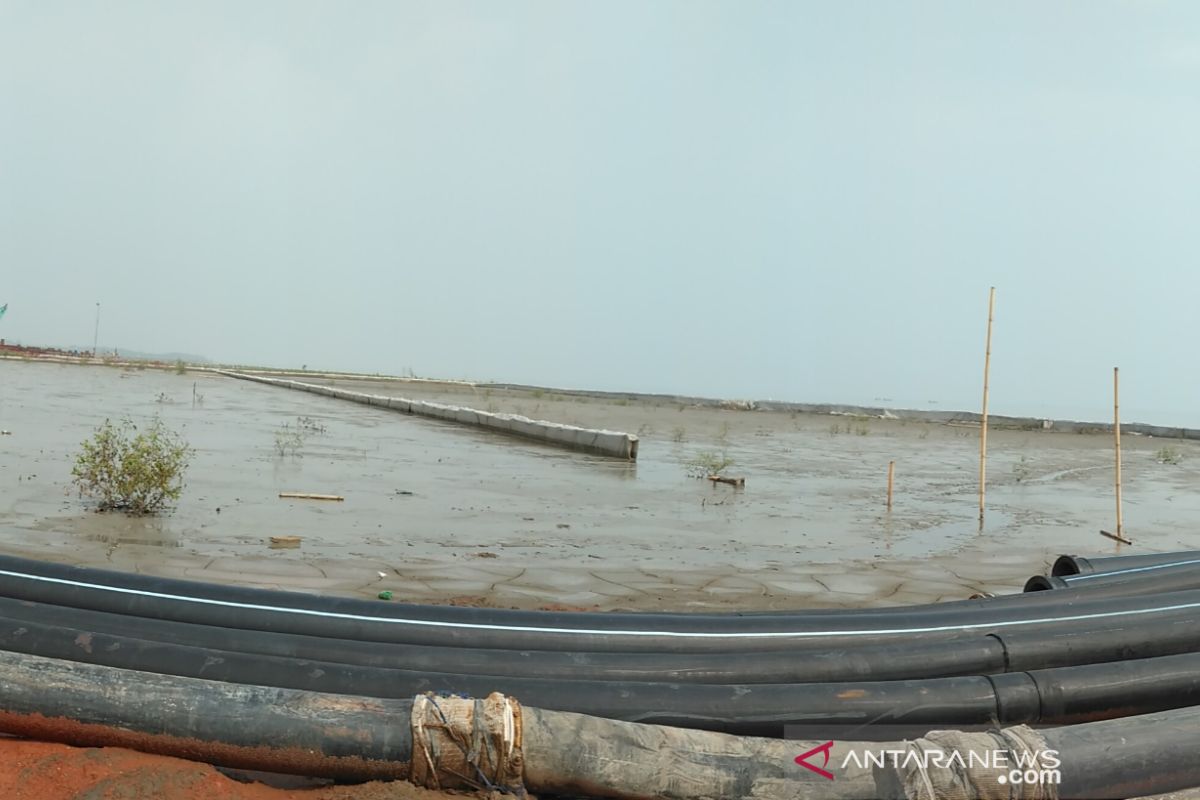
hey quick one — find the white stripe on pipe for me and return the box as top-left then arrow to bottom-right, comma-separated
1068,558 -> 1200,582
0,568 -> 1197,640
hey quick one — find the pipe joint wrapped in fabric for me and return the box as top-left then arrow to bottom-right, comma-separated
894,727 -> 1057,800
409,693 -> 524,793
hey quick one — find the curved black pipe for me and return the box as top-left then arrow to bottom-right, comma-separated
5,555 -> 1200,652
4,611 -> 1200,736
1026,560 -> 1200,594
1,551 -> 1188,632
1051,550 -> 1200,577
3,646 -> 1199,797
2,595 -> 1198,684
0,597 -> 1005,683
1043,705 -> 1200,799
0,612 -> 1008,733
0,553 -> 1011,632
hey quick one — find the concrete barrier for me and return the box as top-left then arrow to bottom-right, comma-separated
218,371 -> 638,460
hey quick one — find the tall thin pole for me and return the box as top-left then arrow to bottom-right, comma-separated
92,302 -> 100,358
1114,366 -> 1123,539
979,287 -> 996,526
887,460 -> 895,511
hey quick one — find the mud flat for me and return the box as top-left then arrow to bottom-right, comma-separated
2,359 -> 1198,611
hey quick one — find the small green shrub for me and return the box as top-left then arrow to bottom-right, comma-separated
1156,446 -> 1184,465
671,426 -> 687,443
1012,454 -> 1032,482
274,424 -> 306,457
174,359 -> 187,375
687,450 -> 735,478
71,418 -> 192,515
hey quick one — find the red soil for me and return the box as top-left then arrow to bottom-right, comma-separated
0,739 -> 482,800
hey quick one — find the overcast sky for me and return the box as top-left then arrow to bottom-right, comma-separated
2,2 -> 1198,424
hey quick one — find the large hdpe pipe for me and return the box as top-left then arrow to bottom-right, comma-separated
1041,706 -> 1200,799
1051,550 -> 1200,577
1025,559 -> 1200,593
3,610 -> 1200,734
0,596 -> 1003,683
0,649 -> 412,781
2,649 -> 1199,799
4,555 -> 1200,653
1,551 -> 1189,629
3,595 -> 1199,684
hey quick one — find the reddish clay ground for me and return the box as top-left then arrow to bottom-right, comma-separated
0,739 -> 482,800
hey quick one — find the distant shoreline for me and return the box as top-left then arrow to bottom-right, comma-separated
4,346 -> 1197,442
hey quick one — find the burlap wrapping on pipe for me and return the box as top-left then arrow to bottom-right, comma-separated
901,726 -> 1058,800
410,692 -> 524,793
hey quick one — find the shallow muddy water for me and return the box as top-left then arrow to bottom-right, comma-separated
2,359 -> 1197,610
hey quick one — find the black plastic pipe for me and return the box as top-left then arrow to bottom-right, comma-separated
0,649 -> 413,781
1026,559 -> 1200,593
1051,550 -> 1200,577
0,596 -> 1004,683
5,554 -> 1200,652
3,648 -> 1200,799
1042,705 -> 1200,799
1,551 -> 1189,630
0,612 -> 995,734
4,611 -> 1200,735
2,595 -> 1198,684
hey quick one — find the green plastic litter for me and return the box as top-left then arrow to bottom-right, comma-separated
377,590 -> 393,601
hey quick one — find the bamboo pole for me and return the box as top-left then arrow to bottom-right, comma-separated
279,493 -> 344,502
1114,366 -> 1123,540
979,287 -> 996,525
887,460 -> 895,510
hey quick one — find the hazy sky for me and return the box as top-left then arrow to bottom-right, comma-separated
3,2 -> 1199,424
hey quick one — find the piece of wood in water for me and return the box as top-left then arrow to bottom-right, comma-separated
707,475 -> 745,488
1100,529 -> 1133,545
279,492 -> 344,501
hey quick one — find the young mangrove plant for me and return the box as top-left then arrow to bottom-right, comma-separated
72,418 -> 192,515
686,450 -> 735,478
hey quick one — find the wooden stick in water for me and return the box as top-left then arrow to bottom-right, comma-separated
279,493 -> 344,502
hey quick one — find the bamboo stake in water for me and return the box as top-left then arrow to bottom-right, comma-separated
979,287 -> 996,525
1114,366 -> 1123,540
887,461 -> 895,511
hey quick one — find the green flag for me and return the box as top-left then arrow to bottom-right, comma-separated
0,303 -> 6,321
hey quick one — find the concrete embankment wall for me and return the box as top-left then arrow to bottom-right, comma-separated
219,371 -> 638,460
481,382 -> 1200,441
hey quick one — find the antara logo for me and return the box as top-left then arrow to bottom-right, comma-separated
794,741 -> 835,780
794,742 -> 1063,787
